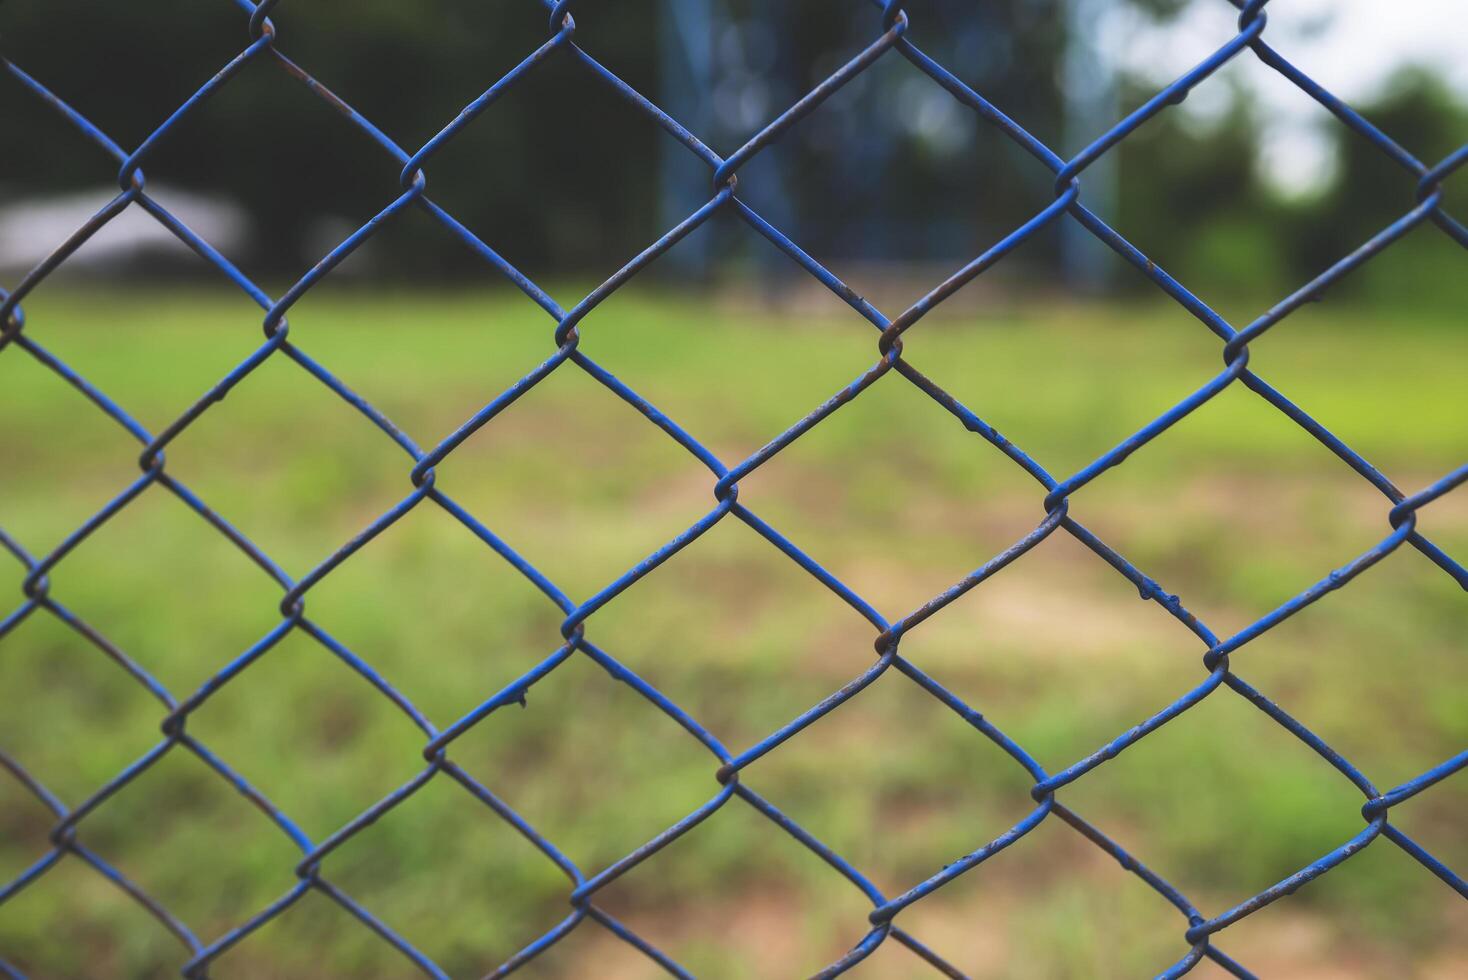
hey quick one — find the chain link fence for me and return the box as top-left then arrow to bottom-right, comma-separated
2,0 -> 1465,976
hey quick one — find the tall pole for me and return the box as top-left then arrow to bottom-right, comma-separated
659,0 -> 714,277
1061,0 -> 1118,291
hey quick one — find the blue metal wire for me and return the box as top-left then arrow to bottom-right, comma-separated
2,0 -> 1465,976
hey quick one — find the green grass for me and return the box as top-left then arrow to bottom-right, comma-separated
1,286 -> 1465,978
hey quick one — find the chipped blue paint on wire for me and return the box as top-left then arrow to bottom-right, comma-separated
1,0 -> 1465,976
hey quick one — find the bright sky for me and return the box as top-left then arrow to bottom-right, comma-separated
1109,0 -> 1467,194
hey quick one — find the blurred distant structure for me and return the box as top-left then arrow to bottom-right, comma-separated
0,187 -> 246,277
1059,0 -> 1118,290
653,0 -> 1084,286
0,0 -> 1072,284
1,0 -> 1463,303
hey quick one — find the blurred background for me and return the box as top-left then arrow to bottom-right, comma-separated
1,0 -> 1465,977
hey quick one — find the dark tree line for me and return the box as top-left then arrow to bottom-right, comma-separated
1,0 -> 1077,280
4,0 -> 1463,306
1115,67 -> 1467,308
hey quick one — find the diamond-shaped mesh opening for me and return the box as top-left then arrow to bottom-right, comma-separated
738,672 -> 1040,899
588,797 -> 879,977
1205,840 -> 1466,978
0,611 -> 163,806
1374,789 -> 1468,885
1207,294 -> 1466,475
502,914 -> 697,980
1225,553 -> 1468,793
737,368 -> 1052,615
0,855 -> 185,978
1060,688 -> 1369,905
446,652 -> 723,875
249,0 -> 560,151
0,772 -> 54,884
199,884 -> 426,980
893,815 -> 1198,978
728,41 -> 1053,297
1,72 -> 125,199
0,285 -> 266,434
1110,60 -> 1409,305
178,628 -> 430,842
68,747 -> 306,954
139,56 -> 411,279
893,297 -> 1227,480
26,485 -> 284,697
0,343 -> 141,547
405,31 -> 673,284
584,517 -> 879,750
571,223 -> 879,452
0,1 -> 244,150
432,360 -> 719,601
296,501 -> 563,726
1325,214 -> 1468,319
890,528 -> 1208,767
1061,381 -> 1405,636
306,774 -> 576,977
158,350 -> 419,570
277,216 -> 563,436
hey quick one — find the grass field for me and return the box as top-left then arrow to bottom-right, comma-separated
1,285 -> 1465,978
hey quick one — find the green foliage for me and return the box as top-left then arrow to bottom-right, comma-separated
1,290 -> 1462,976
1115,64 -> 1468,310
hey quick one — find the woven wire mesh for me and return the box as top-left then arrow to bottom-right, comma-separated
2,0 -> 1465,976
